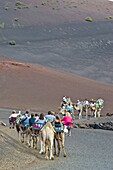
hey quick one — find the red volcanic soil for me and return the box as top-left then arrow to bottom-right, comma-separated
0,57 -> 113,115
1,0 -> 113,114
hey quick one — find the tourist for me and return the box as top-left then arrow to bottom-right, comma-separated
34,113 -> 39,122
35,113 -> 46,128
61,112 -> 73,136
29,113 -> 36,127
9,110 -> 20,128
45,111 -> 55,123
55,115 -> 62,128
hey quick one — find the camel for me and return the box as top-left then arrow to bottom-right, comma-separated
58,97 -> 75,117
16,117 -> 42,149
89,104 -> 103,118
74,102 -> 89,119
58,103 -> 75,120
89,105 -> 101,118
89,98 -> 104,118
54,127 -> 67,157
74,98 -> 104,119
16,118 -> 32,147
39,121 -> 55,160
31,123 -> 43,149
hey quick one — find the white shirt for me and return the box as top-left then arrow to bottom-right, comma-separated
9,113 -> 20,118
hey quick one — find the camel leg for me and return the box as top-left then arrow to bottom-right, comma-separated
56,139 -> 60,157
89,109 -> 93,117
61,133 -> 67,157
39,140 -> 43,154
32,136 -> 35,148
39,139 -> 45,154
21,133 -> 24,143
12,122 -> 15,128
49,138 -> 54,160
32,130 -> 36,148
55,133 -> 60,157
97,110 -> 101,117
85,108 -> 88,119
53,138 -> 56,155
28,135 -> 32,147
94,110 -> 97,118
79,110 -> 82,119
86,113 -> 88,119
9,122 -> 11,129
25,129 -> 31,145
18,132 -> 20,140
45,140 -> 49,160
71,110 -> 75,120
34,136 -> 38,149
25,133 -> 29,145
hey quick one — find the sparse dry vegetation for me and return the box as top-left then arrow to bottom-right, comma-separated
105,16 -> 113,20
85,17 -> 93,22
15,1 -> 24,6
9,40 -> 16,45
4,6 -> 9,10
0,21 -> 5,28
14,18 -> 19,22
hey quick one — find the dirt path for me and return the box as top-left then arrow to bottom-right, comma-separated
1,115 -> 113,170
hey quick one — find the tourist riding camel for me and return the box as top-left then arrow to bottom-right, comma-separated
45,111 -> 56,123
54,114 -> 67,157
29,113 -> 36,127
20,112 -> 29,128
34,113 -> 39,122
59,96 -> 75,119
34,113 -> 46,129
61,112 -> 73,136
54,115 -> 63,132
9,110 -> 21,129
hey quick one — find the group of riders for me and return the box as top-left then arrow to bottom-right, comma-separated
59,96 -> 104,119
8,96 -> 104,159
9,96 -> 104,137
9,109 -> 73,137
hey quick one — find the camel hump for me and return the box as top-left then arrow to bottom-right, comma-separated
41,121 -> 56,133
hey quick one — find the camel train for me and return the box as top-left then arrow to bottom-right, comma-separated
9,96 -> 104,160
15,111 -> 67,160
58,96 -> 104,119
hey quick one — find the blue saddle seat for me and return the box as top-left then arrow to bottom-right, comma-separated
20,116 -> 29,127
55,126 -> 63,132
54,122 -> 64,132
32,123 -> 44,130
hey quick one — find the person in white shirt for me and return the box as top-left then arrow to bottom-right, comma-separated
9,110 -> 21,129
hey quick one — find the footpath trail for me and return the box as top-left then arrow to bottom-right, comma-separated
1,125 -> 113,170
1,108 -> 113,170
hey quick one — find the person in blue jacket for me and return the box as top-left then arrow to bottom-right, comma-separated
29,113 -> 36,127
